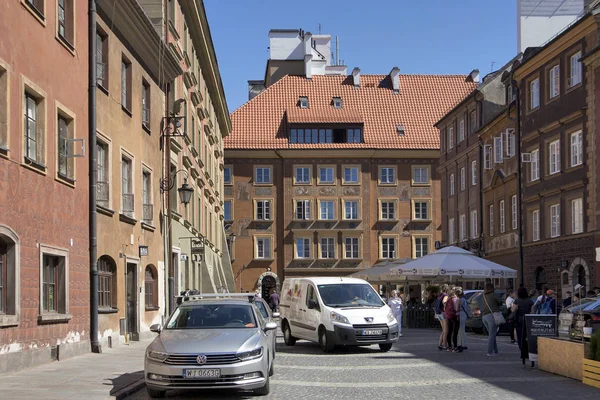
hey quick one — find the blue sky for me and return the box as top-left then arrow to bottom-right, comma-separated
204,0 -> 517,113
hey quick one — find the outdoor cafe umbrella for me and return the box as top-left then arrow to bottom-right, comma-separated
351,258 -> 412,283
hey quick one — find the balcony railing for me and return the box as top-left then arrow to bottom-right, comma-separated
143,204 -> 153,224
122,193 -> 134,217
97,181 -> 109,207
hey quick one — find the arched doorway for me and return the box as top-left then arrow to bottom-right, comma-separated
568,257 -> 590,295
257,271 -> 280,301
534,267 -> 547,292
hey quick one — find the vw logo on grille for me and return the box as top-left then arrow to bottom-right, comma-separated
364,317 -> 373,322
196,354 -> 207,365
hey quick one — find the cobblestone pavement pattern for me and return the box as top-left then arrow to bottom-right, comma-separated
127,329 -> 600,400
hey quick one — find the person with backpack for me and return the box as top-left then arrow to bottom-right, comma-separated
456,288 -> 470,352
435,285 -> 449,350
445,288 -> 459,352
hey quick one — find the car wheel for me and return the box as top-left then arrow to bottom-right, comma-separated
319,327 -> 335,353
254,375 -> 270,396
269,360 -> 274,376
283,320 -> 296,346
146,387 -> 166,399
379,343 -> 393,352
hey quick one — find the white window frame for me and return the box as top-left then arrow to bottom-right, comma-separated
378,166 -> 395,185
223,166 -> 233,185
549,65 -> 560,99
571,198 -> 583,234
499,200 -> 505,233
255,236 -> 273,260
549,139 -> 561,175
413,200 -> 430,221
381,236 -> 397,259
318,166 -> 335,185
449,174 -> 455,196
294,166 -> 311,184
531,149 -> 539,181
319,200 -> 336,220
569,51 -> 582,87
447,126 -> 454,150
511,195 -> 517,230
530,78 -> 540,110
343,199 -> 360,220
294,199 -> 312,221
494,135 -> 503,164
570,130 -> 582,167
254,166 -> 272,185
344,237 -> 360,259
505,129 -> 515,158
458,119 -> 465,143
532,210 -> 540,241
471,210 -> 478,239
448,218 -> 455,244
471,160 -> 477,186
412,165 -> 430,185
460,167 -> 465,191
295,237 -> 312,259
550,204 -> 560,238
380,200 -> 397,221
413,236 -> 430,258
484,144 -> 492,170
459,214 -> 466,241
255,199 -> 272,221
319,237 -> 336,259
342,165 -> 360,185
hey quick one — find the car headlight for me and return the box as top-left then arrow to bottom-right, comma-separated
237,347 -> 263,361
330,311 -> 350,325
387,311 -> 396,323
147,350 -> 169,362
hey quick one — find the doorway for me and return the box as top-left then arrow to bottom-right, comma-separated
126,263 -> 139,341
261,275 -> 277,299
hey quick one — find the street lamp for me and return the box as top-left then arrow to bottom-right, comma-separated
160,169 -> 193,207
177,180 -> 194,206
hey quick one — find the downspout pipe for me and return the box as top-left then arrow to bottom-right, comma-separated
89,0 -> 101,353
509,79 -> 525,286
473,91 -> 484,251
165,0 -> 174,316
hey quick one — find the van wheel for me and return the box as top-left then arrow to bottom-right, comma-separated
283,321 -> 296,346
319,327 -> 335,353
379,343 -> 393,352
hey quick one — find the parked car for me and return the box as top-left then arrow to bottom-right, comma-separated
144,296 -> 277,398
465,290 -> 511,335
252,296 -> 279,356
279,277 -> 399,352
559,298 -> 600,339
463,290 -> 482,302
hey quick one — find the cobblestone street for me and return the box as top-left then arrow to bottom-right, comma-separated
128,329 -> 600,399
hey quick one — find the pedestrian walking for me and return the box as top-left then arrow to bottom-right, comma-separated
435,285 -> 449,350
505,289 -> 516,344
512,287 -> 534,351
388,290 -> 403,337
269,288 -> 279,312
445,288 -> 459,352
456,288 -> 470,352
482,282 -> 502,356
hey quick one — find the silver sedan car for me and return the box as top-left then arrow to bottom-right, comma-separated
144,299 -> 277,398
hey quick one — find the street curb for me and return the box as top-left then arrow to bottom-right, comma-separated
108,378 -> 145,400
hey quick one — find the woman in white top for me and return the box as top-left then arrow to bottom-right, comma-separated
388,290 -> 403,337
505,289 -> 516,344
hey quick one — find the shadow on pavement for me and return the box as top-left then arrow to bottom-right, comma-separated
105,370 -> 144,397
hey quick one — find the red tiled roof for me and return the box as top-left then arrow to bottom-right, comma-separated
286,108 -> 364,124
225,74 -> 477,150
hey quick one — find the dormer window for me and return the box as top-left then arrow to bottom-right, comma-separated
299,96 -> 309,109
333,97 -> 342,109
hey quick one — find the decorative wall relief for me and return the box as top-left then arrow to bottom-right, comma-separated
236,182 -> 250,201
343,186 -> 360,196
294,186 -> 311,196
399,184 -> 410,201
237,218 -> 252,237
379,187 -> 396,196
412,187 -> 431,197
254,187 -> 272,196
318,187 -> 337,196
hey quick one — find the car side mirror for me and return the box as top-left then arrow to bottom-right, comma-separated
308,299 -> 319,310
150,324 -> 162,334
272,312 -> 280,318
264,321 -> 278,332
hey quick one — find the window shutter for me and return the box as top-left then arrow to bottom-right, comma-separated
494,136 -> 503,163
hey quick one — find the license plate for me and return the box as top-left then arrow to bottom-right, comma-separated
362,329 -> 383,335
183,369 -> 221,379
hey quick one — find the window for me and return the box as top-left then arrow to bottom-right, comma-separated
290,128 -> 333,144
412,166 -> 430,185
121,156 -> 133,217
530,78 -> 540,110
224,200 -> 232,221
299,96 -> 308,108
380,201 -> 396,220
121,57 -> 132,111
98,256 -> 115,308
531,149 -> 539,181
499,200 -> 505,233
255,200 -> 272,220
96,30 -> 108,88
57,0 -> 74,45
24,92 -> 45,164
25,0 -> 44,18
142,80 -> 150,130
39,245 -> 69,319
484,144 -> 492,170
42,255 -> 59,312
57,114 -> 74,180
471,210 -> 478,239
448,218 -> 455,244
549,65 -> 560,99
379,167 -> 395,184
142,170 -> 152,223
471,161 -> 477,186
572,198 -> 583,234
460,167 -> 465,191
549,139 -> 560,175
295,237 -> 311,259
318,166 -> 334,184
504,129 -> 515,158
413,237 -> 429,258
532,210 -> 540,242
0,227 -> 19,325
346,128 -> 362,143
295,199 -> 311,220
469,110 -> 477,134
344,200 -> 359,220
569,51 -> 582,87
570,131 -> 582,167
511,195 -> 517,230
494,135 -> 503,163
458,119 -> 465,143
489,205 -> 494,236
381,237 -> 396,259
344,237 -> 359,259
550,204 -> 560,238
413,200 -> 429,220
459,214 -> 466,241
255,167 -> 272,184
449,174 -> 455,196
96,140 -> 109,207
0,63 -> 7,151
319,200 -> 335,220
447,126 -> 454,150
320,237 -> 336,259
145,266 -> 157,309
295,166 -> 311,184
343,166 -> 359,184
333,97 -> 342,109
224,166 -> 232,185
255,237 -> 272,259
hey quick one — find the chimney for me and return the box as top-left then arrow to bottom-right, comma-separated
304,32 -> 313,79
468,69 -> 480,84
389,67 -> 400,93
352,67 -> 360,87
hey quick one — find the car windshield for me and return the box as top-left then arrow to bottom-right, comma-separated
254,301 -> 269,319
166,304 -> 257,329
317,283 -> 384,308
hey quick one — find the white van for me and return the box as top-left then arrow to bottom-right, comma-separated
279,277 -> 399,352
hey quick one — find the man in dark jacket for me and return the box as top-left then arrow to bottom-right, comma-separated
269,289 -> 280,312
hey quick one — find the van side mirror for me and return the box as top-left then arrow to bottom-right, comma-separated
307,299 -> 319,310
150,324 -> 162,334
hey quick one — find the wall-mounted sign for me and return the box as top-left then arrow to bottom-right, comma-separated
139,245 -> 149,257
191,238 -> 205,254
